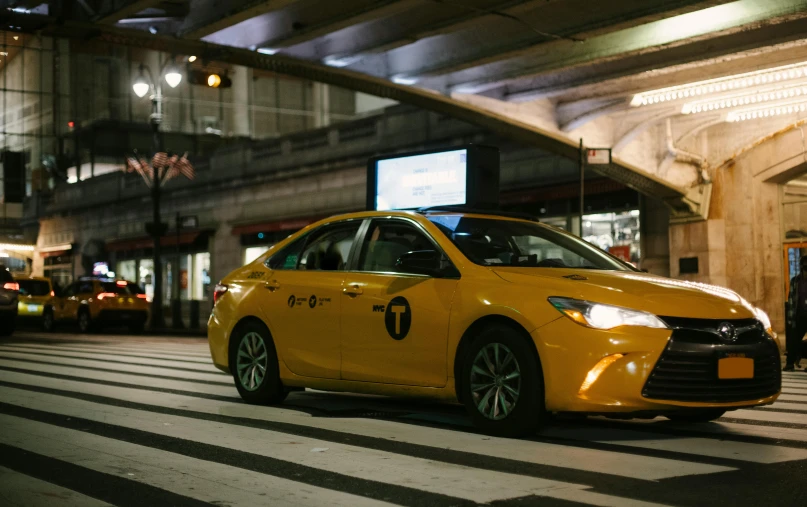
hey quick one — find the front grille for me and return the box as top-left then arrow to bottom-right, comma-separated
642,318 -> 781,403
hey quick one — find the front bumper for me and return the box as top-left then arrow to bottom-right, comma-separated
533,316 -> 781,413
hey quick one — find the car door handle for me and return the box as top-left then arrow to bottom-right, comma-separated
264,280 -> 281,291
342,284 -> 363,296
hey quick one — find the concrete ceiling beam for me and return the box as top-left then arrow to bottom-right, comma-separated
348,0 -> 734,80
96,0 -> 164,24
429,0 -> 807,93
179,0 -> 301,40
255,0 -> 421,50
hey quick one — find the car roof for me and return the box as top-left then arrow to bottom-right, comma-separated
317,209 -> 538,225
19,277 -> 51,283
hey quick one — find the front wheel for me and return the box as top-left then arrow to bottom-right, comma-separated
666,409 -> 726,423
230,322 -> 287,405
460,325 -> 546,437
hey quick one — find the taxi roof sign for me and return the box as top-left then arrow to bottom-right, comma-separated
366,145 -> 500,211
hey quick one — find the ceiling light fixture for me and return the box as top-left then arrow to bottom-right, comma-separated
392,75 -> 417,86
727,100 -> 807,122
631,61 -> 807,107
682,82 -> 807,114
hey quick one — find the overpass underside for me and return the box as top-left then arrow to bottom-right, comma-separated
7,2 -> 807,330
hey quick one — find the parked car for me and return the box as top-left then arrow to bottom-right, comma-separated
17,277 -> 55,328
45,277 -> 151,333
0,265 -> 19,336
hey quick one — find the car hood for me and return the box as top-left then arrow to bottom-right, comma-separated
492,267 -> 756,320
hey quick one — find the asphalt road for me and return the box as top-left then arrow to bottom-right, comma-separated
0,331 -> 805,507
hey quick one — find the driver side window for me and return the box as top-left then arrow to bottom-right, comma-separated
358,220 -> 435,273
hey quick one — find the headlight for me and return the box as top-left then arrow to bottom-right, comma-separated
754,307 -> 773,335
548,297 -> 668,330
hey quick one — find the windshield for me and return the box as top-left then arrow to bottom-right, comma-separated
18,280 -> 50,296
427,215 -> 631,271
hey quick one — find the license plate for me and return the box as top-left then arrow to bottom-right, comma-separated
718,357 -> 754,379
27,304 -> 39,313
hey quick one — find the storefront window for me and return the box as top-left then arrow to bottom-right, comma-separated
117,260 -> 136,283
244,246 -> 270,264
582,210 -> 641,264
193,252 -> 211,300
139,259 -> 154,299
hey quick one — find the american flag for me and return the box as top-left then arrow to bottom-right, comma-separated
175,152 -> 195,180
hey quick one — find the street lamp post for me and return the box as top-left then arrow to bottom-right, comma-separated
132,60 -> 182,331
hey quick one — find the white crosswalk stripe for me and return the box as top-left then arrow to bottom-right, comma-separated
1,337 -> 806,507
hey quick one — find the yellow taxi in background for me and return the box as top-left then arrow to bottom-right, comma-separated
45,277 -> 151,333
208,209 -> 780,437
17,277 -> 54,324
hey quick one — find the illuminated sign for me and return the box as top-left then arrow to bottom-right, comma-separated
367,145 -> 499,211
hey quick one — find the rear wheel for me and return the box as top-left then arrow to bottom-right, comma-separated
0,315 -> 15,336
42,307 -> 55,332
77,308 -> 93,333
666,409 -> 726,423
230,322 -> 287,405
459,325 -> 546,437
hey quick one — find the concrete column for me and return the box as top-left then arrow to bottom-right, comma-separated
669,146 -> 785,331
228,65 -> 250,137
209,222 -> 242,299
640,196 -> 670,276
312,82 -> 330,128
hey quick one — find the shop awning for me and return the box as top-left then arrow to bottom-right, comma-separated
106,230 -> 212,252
39,244 -> 73,258
231,215 -> 327,236
499,179 -> 627,205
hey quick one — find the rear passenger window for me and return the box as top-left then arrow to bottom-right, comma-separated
298,222 -> 362,271
266,236 -> 307,270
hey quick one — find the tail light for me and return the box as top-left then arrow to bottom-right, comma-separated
136,294 -> 151,302
213,283 -> 228,305
3,282 -> 19,291
116,280 -> 127,287
96,292 -> 116,300
50,290 -> 55,297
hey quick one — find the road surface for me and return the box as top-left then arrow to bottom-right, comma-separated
0,331 -> 805,506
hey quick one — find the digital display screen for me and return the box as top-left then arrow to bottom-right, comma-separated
374,149 -> 467,210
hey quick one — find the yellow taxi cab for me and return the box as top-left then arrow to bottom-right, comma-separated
45,277 -> 151,333
17,277 -> 54,321
208,209 -> 780,437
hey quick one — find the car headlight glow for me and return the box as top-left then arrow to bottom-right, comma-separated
754,306 -> 773,335
548,297 -> 668,330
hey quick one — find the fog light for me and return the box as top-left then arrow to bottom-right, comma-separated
579,354 -> 624,394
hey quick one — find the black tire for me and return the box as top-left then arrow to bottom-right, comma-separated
666,409 -> 726,423
229,321 -> 287,405
42,307 -> 55,332
77,308 -> 94,333
459,324 -> 546,437
0,315 -> 15,337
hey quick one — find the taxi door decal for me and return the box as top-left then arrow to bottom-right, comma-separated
384,296 -> 411,340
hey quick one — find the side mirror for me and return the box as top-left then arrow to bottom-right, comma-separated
396,250 -> 444,277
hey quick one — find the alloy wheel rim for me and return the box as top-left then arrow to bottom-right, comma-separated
470,343 -> 521,421
79,313 -> 88,331
236,332 -> 268,392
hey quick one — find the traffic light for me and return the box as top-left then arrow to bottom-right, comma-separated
187,69 -> 232,88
